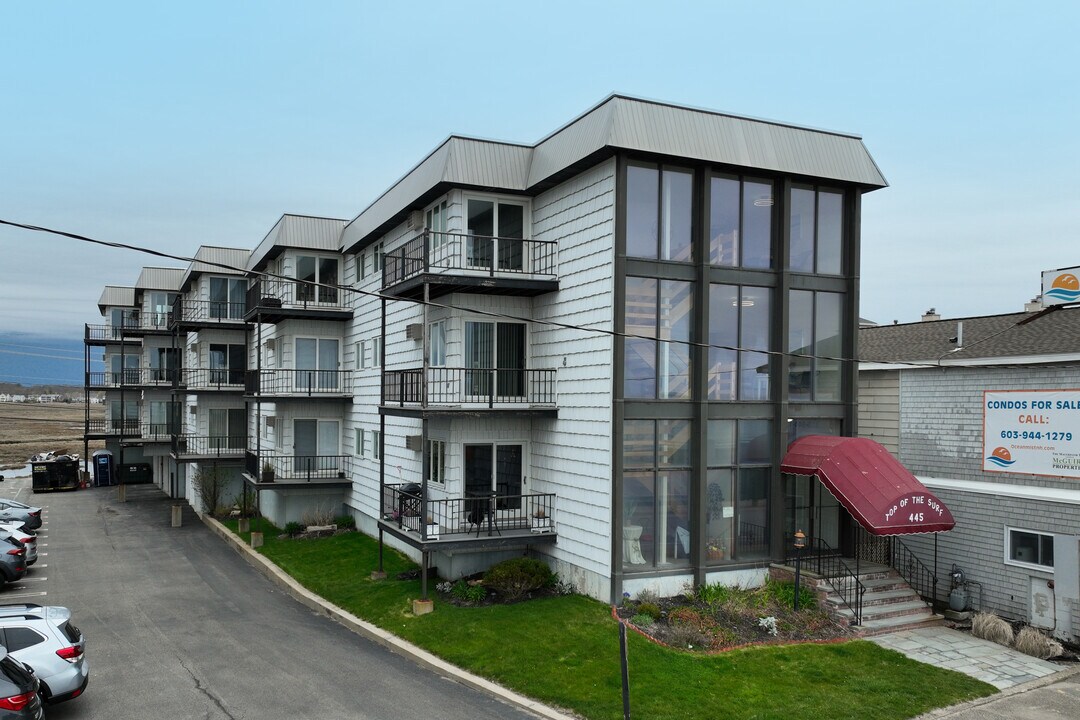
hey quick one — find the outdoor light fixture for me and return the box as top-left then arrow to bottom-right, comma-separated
793,529 -> 807,611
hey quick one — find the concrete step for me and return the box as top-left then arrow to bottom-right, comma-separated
834,599 -> 932,623
858,588 -> 926,607
855,612 -> 946,636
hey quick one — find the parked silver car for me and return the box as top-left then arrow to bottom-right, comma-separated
0,529 -> 34,568
0,648 -> 42,719
0,606 -> 87,705
0,506 -> 38,533
0,539 -> 26,585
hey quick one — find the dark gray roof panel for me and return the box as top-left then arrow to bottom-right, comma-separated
247,214 -> 347,271
860,307 -> 1080,363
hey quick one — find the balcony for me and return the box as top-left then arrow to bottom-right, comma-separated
171,297 -> 248,329
121,423 -> 175,444
173,435 -> 247,461
382,231 -> 558,300
85,418 -> 141,438
180,367 -> 245,392
244,278 -> 351,323
115,309 -> 173,336
244,451 -> 352,484
84,324 -> 139,346
245,369 -> 352,399
378,483 -> 557,551
381,368 -> 557,416
86,368 -> 178,389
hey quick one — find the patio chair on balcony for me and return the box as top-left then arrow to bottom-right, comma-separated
465,495 -> 501,538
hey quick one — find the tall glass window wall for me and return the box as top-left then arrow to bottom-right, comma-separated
623,420 -> 692,569
620,157 -> 851,575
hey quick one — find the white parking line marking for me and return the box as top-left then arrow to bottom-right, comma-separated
38,544 -> 47,548
32,564 -> 45,569
17,577 -> 46,583
0,592 -> 46,599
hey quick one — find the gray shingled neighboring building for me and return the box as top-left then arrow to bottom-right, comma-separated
859,303 -> 1080,641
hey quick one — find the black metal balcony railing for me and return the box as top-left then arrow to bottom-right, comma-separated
246,368 -> 352,396
382,368 -> 556,407
118,309 -> 173,332
87,368 -> 178,388
86,418 -> 141,436
175,435 -> 247,457
85,324 -> 132,342
381,483 -> 556,540
180,367 -> 245,390
382,231 -> 558,288
246,278 -> 346,313
245,452 -> 351,482
131,423 -> 175,442
171,297 -> 247,325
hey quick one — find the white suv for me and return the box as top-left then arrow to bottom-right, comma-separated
0,605 -> 88,705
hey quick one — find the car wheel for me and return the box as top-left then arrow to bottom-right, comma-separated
0,567 -> 12,583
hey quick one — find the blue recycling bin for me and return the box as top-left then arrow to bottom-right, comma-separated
92,450 -> 115,486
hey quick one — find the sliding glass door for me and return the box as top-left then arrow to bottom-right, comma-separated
464,443 -> 523,511
464,321 -> 525,399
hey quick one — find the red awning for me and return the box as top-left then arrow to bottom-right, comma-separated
781,435 -> 955,536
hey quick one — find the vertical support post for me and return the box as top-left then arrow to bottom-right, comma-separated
934,533 -> 939,604
421,551 -> 429,601
619,622 -> 631,720
794,549 -> 802,611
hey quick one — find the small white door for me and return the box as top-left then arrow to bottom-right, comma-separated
1029,577 -> 1055,630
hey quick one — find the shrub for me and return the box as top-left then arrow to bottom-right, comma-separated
695,582 -> 735,608
334,514 -> 356,531
635,588 -> 659,606
631,613 -> 654,627
765,579 -> 817,610
450,580 -> 487,604
636,602 -> 663,620
284,521 -> 303,537
972,612 -> 1014,646
301,505 -> 337,527
1014,626 -> 1064,659
232,487 -> 258,518
483,557 -> 554,601
192,466 -> 227,516
666,624 -> 711,651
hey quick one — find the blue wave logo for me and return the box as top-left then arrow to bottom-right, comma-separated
987,447 -> 1015,468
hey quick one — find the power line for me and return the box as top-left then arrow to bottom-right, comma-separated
0,217 -> 1048,371
0,343 -> 85,356
0,349 -> 95,362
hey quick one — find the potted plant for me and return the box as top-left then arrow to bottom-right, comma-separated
424,515 -> 440,540
707,538 -> 727,561
531,508 -> 552,533
261,462 -> 274,483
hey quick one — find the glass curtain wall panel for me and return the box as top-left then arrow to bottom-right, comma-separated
626,164 -> 693,262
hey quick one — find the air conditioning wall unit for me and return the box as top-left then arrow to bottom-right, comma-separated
405,435 -> 423,452
405,323 -> 423,340
406,210 -> 424,231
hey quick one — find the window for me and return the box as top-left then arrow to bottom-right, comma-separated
358,337 -> 382,369
788,186 -> 844,275
624,277 -> 693,399
209,408 -> 245,450
427,200 -> 449,248
709,175 -> 774,268
1,627 -> 45,652
1007,528 -> 1055,569
622,419 -> 692,568
788,290 -> 844,401
466,198 -> 525,271
464,321 -> 526,398
708,284 -> 772,401
355,428 -> 364,456
209,277 -> 246,319
373,430 -> 381,460
427,439 -> 447,484
358,252 -> 367,280
706,419 -> 772,562
209,343 -> 245,385
429,321 -> 446,367
295,255 -> 339,304
372,243 -> 383,274
626,164 -> 693,262
294,338 -> 340,391
293,419 -> 340,474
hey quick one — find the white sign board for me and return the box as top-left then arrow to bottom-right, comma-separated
1042,267 -> 1080,307
984,390 -> 1080,478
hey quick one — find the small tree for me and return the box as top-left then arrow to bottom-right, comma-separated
192,465 -> 227,516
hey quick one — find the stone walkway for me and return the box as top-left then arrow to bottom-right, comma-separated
869,626 -> 1066,689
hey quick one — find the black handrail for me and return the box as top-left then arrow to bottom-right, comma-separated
380,483 -> 555,540
785,536 -> 865,626
382,367 -> 556,407
382,230 -> 558,287
889,536 -> 939,606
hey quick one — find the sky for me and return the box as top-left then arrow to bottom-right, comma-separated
1,1 -> 1078,384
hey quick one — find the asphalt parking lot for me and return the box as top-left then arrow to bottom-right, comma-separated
0,472 -> 537,720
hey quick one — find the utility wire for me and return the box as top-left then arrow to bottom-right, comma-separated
0,218 -> 1055,371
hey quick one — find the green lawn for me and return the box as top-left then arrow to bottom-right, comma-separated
226,521 -> 996,720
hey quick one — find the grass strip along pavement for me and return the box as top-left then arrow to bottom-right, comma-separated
226,520 -> 995,720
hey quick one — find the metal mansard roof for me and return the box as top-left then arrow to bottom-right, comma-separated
341,94 -> 887,252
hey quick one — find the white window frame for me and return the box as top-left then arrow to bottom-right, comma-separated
426,439 -> 447,485
1004,526 -> 1055,572
426,199 -> 449,249
429,320 -> 447,367
372,243 -> 384,274
373,429 -> 381,460
371,336 -> 381,368
355,428 -> 364,456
